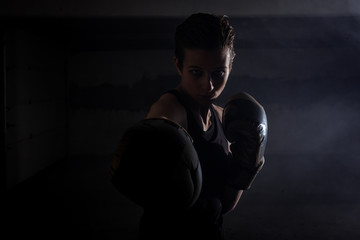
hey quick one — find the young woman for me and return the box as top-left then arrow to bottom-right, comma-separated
142,13 -> 240,240
111,13 -> 267,240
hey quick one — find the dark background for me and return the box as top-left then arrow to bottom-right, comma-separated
2,1 -> 360,239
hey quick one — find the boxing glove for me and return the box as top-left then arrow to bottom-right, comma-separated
222,92 -> 268,190
110,118 -> 202,210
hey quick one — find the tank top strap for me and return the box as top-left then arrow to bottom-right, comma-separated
165,89 -> 189,111
165,89 -> 196,128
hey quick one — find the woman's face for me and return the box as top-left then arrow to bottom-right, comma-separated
176,48 -> 233,106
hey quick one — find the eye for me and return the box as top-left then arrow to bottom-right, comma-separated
189,69 -> 203,77
212,70 -> 225,79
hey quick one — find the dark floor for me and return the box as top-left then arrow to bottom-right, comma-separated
5,155 -> 360,240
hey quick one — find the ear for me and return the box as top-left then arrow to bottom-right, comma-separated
174,57 -> 182,76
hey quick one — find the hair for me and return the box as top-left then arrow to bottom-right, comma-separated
175,13 -> 236,70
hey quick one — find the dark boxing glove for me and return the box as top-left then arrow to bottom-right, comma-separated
110,118 -> 202,210
223,92 -> 268,190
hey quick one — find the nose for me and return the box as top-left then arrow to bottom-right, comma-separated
201,74 -> 214,93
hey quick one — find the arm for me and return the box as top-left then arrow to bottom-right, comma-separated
218,93 -> 268,213
222,92 -> 267,191
221,185 -> 243,214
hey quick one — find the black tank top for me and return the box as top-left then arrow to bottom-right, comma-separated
167,89 -> 229,199
138,90 -> 229,240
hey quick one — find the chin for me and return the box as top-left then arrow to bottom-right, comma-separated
197,97 -> 215,106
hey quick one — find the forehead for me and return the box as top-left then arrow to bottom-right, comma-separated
183,48 -> 231,68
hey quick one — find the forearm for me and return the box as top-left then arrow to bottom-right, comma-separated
220,186 -> 243,214
220,153 -> 262,214
226,151 -> 265,190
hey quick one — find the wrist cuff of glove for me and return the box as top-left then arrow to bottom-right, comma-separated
226,157 -> 265,190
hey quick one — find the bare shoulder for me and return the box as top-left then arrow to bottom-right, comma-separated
146,93 -> 187,128
212,104 -> 224,123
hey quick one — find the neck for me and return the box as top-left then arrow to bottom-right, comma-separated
176,87 -> 212,131
200,107 -> 212,131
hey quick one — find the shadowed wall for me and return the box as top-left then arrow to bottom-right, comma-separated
3,1 -> 360,239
